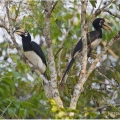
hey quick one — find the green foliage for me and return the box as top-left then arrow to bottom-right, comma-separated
90,0 -> 97,8
0,41 -> 51,118
0,0 -> 120,119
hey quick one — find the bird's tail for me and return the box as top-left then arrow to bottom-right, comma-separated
60,57 -> 75,86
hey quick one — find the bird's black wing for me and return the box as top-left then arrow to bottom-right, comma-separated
87,30 -> 100,45
72,38 -> 83,57
30,41 -> 47,66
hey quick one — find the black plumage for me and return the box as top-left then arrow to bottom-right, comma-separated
60,18 -> 112,86
31,41 -> 47,66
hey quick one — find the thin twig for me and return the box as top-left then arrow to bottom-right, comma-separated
14,1 -> 22,21
95,0 -> 115,16
1,101 -> 12,116
96,104 -> 120,110
96,70 -> 118,88
50,1 -> 58,16
98,0 -> 104,9
104,9 -> 120,19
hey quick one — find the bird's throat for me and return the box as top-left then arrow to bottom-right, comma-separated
97,28 -> 102,38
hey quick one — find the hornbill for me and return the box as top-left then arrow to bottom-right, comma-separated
13,28 -> 47,75
60,18 -> 112,86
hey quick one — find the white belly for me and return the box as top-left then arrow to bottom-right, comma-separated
24,51 -> 46,74
91,38 -> 102,49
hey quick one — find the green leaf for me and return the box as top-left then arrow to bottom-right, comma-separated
109,5 -> 113,9
0,88 -> 4,95
10,5 -> 16,13
116,71 -> 120,83
19,108 -> 25,117
29,109 -> 36,117
8,108 -> 15,118
90,0 -> 97,8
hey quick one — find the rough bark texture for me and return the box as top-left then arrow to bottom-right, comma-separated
44,1 -> 63,108
70,0 -> 88,112
80,0 -> 88,74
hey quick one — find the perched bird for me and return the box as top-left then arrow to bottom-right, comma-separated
13,28 -> 47,75
60,18 -> 112,86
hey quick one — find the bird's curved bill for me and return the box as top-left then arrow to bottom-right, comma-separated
13,28 -> 25,35
102,19 -> 112,31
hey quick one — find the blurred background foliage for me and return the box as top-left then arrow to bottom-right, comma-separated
0,0 -> 120,119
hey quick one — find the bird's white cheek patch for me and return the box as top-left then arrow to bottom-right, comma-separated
24,51 -> 46,74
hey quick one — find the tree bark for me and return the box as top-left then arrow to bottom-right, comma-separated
44,1 -> 63,108
70,0 -> 88,115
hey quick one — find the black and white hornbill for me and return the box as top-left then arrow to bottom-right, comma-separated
60,18 -> 112,86
13,28 -> 47,75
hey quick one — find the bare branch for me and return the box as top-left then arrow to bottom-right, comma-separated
101,0 -> 115,11
14,1 -> 22,21
96,70 -> 118,88
98,0 -> 104,9
80,0 -> 88,74
102,41 -> 119,59
103,9 -> 120,19
69,0 -> 88,115
96,104 -> 120,111
0,24 -> 26,62
40,74 -> 52,98
44,0 -> 63,108
95,0 -> 115,16
0,24 -> 9,33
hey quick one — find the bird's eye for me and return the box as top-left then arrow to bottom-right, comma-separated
99,20 -> 104,26
101,20 -> 104,23
25,32 -> 28,37
99,22 -> 101,26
